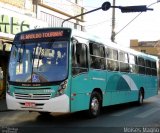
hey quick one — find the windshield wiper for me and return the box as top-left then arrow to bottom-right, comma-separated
17,41 -> 25,72
31,43 -> 38,83
37,47 -> 44,70
18,40 -> 26,61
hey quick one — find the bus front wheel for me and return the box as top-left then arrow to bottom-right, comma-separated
88,91 -> 102,118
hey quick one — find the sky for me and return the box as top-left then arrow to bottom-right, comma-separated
83,0 -> 160,47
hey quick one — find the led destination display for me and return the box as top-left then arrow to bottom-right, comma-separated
20,31 -> 64,40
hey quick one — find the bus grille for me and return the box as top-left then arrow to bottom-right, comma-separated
14,93 -> 51,100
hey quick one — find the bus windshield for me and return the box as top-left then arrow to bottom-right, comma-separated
9,40 -> 68,83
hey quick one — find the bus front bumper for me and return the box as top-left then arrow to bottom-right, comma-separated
6,93 -> 70,113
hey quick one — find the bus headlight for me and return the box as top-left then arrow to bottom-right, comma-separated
56,80 -> 68,97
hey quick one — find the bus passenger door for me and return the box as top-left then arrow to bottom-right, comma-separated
71,42 -> 91,112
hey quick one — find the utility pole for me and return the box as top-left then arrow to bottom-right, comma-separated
111,0 -> 116,42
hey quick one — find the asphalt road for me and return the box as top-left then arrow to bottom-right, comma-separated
1,94 -> 160,133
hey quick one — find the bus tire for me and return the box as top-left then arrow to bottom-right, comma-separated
88,91 -> 101,118
137,90 -> 144,105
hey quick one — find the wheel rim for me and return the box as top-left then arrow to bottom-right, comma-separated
91,97 -> 99,115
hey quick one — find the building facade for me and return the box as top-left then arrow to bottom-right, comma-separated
37,0 -> 85,31
0,0 -> 86,99
130,39 -> 160,58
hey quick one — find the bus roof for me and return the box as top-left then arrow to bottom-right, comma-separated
71,29 -> 158,61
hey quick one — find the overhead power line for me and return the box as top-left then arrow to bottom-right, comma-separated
115,1 -> 160,37
85,20 -> 110,28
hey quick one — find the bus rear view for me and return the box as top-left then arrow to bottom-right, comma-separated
6,28 -> 71,113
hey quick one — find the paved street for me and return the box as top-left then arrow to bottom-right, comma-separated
0,94 -> 160,133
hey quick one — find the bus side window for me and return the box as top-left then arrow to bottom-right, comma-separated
76,43 -> 88,68
138,57 -> 145,74
146,60 -> 151,75
72,43 -> 77,67
151,61 -> 157,76
129,54 -> 138,73
119,51 -> 129,72
72,43 -> 88,76
90,43 -> 105,70
106,48 -> 119,71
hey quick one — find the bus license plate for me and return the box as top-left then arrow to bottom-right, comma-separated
25,102 -> 36,108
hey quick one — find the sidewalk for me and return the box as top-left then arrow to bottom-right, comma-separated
0,98 -> 8,112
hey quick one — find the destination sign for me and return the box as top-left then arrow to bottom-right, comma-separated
20,31 -> 64,40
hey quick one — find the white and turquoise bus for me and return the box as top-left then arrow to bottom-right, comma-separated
6,28 -> 159,118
